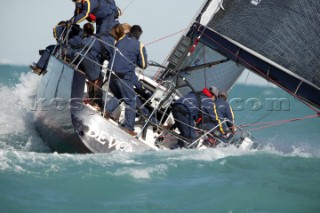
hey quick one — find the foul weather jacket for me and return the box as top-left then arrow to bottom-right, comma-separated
191,89 -> 230,135
216,98 -> 235,128
73,0 -> 116,24
173,92 -> 200,119
171,92 -> 200,139
110,34 -> 148,79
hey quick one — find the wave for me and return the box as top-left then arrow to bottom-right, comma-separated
0,144 -> 318,178
0,71 -> 50,152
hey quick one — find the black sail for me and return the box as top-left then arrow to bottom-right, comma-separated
159,0 -> 320,110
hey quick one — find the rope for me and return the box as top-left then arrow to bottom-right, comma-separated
144,28 -> 188,46
122,0 -> 136,12
241,114 -> 319,132
202,44 -> 208,87
243,81 -> 272,124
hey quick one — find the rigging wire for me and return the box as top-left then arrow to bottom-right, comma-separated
249,110 -> 274,125
240,114 -> 319,128
144,28 -> 188,47
122,0 -> 136,12
237,69 -> 250,99
242,80 -> 273,125
202,45 -> 208,87
243,114 -> 319,132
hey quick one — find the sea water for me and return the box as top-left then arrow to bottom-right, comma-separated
1,65 -> 320,213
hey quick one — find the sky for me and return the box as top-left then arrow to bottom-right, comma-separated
0,0 -> 268,85
0,0 -> 204,66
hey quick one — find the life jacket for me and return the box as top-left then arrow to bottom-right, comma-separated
201,87 -> 213,98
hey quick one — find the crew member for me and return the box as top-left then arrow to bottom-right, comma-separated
132,73 -> 156,123
71,0 -> 120,33
171,92 -> 201,144
197,86 -> 231,142
121,23 -> 131,34
30,21 -> 81,75
218,91 -> 236,134
104,25 -> 148,136
78,24 -> 124,110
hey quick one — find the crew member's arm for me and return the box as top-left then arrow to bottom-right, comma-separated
53,22 -> 67,40
136,43 -> 148,69
68,34 -> 84,48
133,73 -> 143,91
225,104 -> 236,133
213,102 -> 229,135
73,0 -> 91,24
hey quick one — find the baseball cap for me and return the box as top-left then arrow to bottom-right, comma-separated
209,86 -> 219,97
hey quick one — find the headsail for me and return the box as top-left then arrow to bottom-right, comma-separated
157,0 -> 320,110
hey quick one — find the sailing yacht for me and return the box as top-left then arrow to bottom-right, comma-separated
33,0 -> 319,153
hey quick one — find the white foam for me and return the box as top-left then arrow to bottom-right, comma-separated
0,71 -> 48,151
162,146 -> 254,162
113,164 -> 168,179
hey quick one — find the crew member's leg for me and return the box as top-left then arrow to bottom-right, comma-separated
118,78 -> 136,132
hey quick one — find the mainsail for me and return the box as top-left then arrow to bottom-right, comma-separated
157,0 -> 320,110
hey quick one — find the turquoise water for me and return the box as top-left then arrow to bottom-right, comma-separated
1,65 -> 320,213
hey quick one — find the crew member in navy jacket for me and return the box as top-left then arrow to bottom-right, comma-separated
171,92 -> 201,141
76,24 -> 124,109
172,86 -> 230,147
30,21 -> 81,75
71,0 -> 120,33
197,86 -> 231,141
217,91 -> 236,134
105,25 -> 148,136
